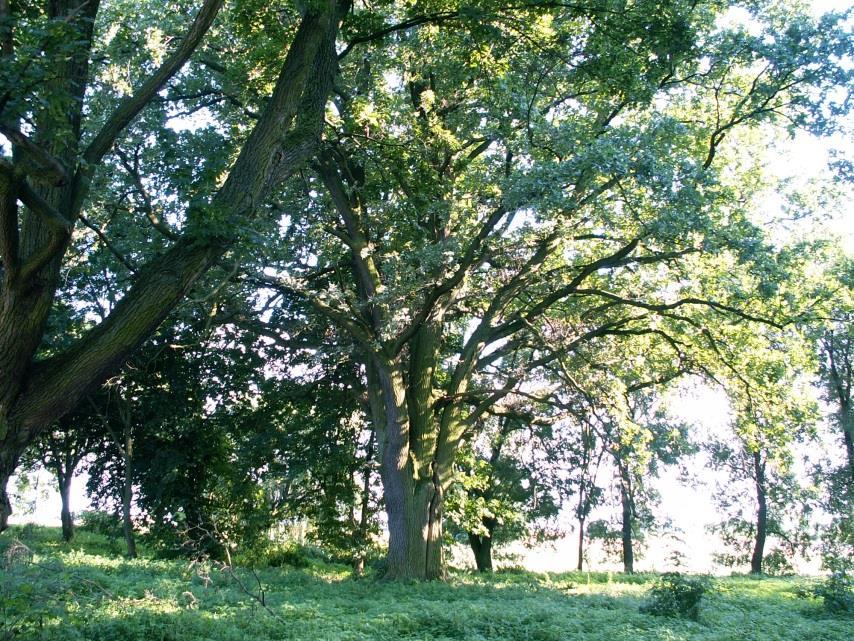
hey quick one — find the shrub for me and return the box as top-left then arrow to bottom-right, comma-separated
263,543 -> 317,569
640,572 -> 711,621
79,510 -> 124,538
813,571 -> 854,616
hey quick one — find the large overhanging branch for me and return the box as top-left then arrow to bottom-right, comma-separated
7,1 -> 346,434
81,0 -> 224,169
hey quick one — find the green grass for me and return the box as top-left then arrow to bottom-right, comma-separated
1,525 -> 848,641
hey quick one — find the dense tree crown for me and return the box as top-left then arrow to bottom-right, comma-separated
0,0 -> 851,579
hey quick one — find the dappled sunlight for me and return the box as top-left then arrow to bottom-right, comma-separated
2,526 -> 850,641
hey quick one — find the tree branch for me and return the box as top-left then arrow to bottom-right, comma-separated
81,0 -> 224,169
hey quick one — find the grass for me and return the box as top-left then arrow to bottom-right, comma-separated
1,525 -> 849,641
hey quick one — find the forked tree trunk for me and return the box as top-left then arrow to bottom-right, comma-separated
368,340 -> 460,580
468,519 -> 496,573
750,450 -> 767,574
380,459 -> 445,579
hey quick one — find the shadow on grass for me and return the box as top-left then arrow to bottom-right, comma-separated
2,526 -> 851,641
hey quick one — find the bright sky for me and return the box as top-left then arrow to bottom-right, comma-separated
7,0 -> 853,575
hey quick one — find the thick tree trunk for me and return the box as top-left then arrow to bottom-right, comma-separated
750,450 -> 767,575
371,355 -> 450,580
468,532 -> 494,572
381,464 -> 445,579
59,474 -> 73,542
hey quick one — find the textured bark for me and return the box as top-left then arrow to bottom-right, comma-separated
468,532 -> 493,573
750,450 -> 767,574
372,353 -> 449,580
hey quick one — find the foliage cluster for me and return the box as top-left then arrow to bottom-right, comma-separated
640,572 -> 712,621
811,571 -> 854,616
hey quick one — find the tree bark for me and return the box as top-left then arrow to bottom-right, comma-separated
576,517 -> 585,571
468,532 -> 494,572
750,450 -> 767,575
371,356 -> 449,580
59,471 -> 74,542
620,470 -> 634,574
121,421 -> 137,559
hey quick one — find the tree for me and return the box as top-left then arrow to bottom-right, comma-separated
446,409 -> 564,572
250,1 -> 849,578
816,257 -> 854,481
0,0 -> 346,529
804,252 -> 854,572
29,410 -> 101,541
707,331 -> 818,574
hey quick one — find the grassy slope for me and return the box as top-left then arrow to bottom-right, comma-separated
1,526 -> 848,641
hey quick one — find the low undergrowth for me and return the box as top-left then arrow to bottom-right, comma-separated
1,525 -> 850,641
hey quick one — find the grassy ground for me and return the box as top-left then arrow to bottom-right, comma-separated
1,525 -> 848,641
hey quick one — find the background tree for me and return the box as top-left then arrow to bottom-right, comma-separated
707,335 -> 818,575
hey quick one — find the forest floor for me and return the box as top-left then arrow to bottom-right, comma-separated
1,525 -> 849,641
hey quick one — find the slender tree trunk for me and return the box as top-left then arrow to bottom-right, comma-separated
750,450 -> 767,575
468,532 -> 493,572
577,517 -> 586,571
619,466 -> 634,574
122,447 -> 136,558
59,472 -> 74,542
353,429 -> 374,575
840,400 -> 854,483
0,443 -> 14,529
